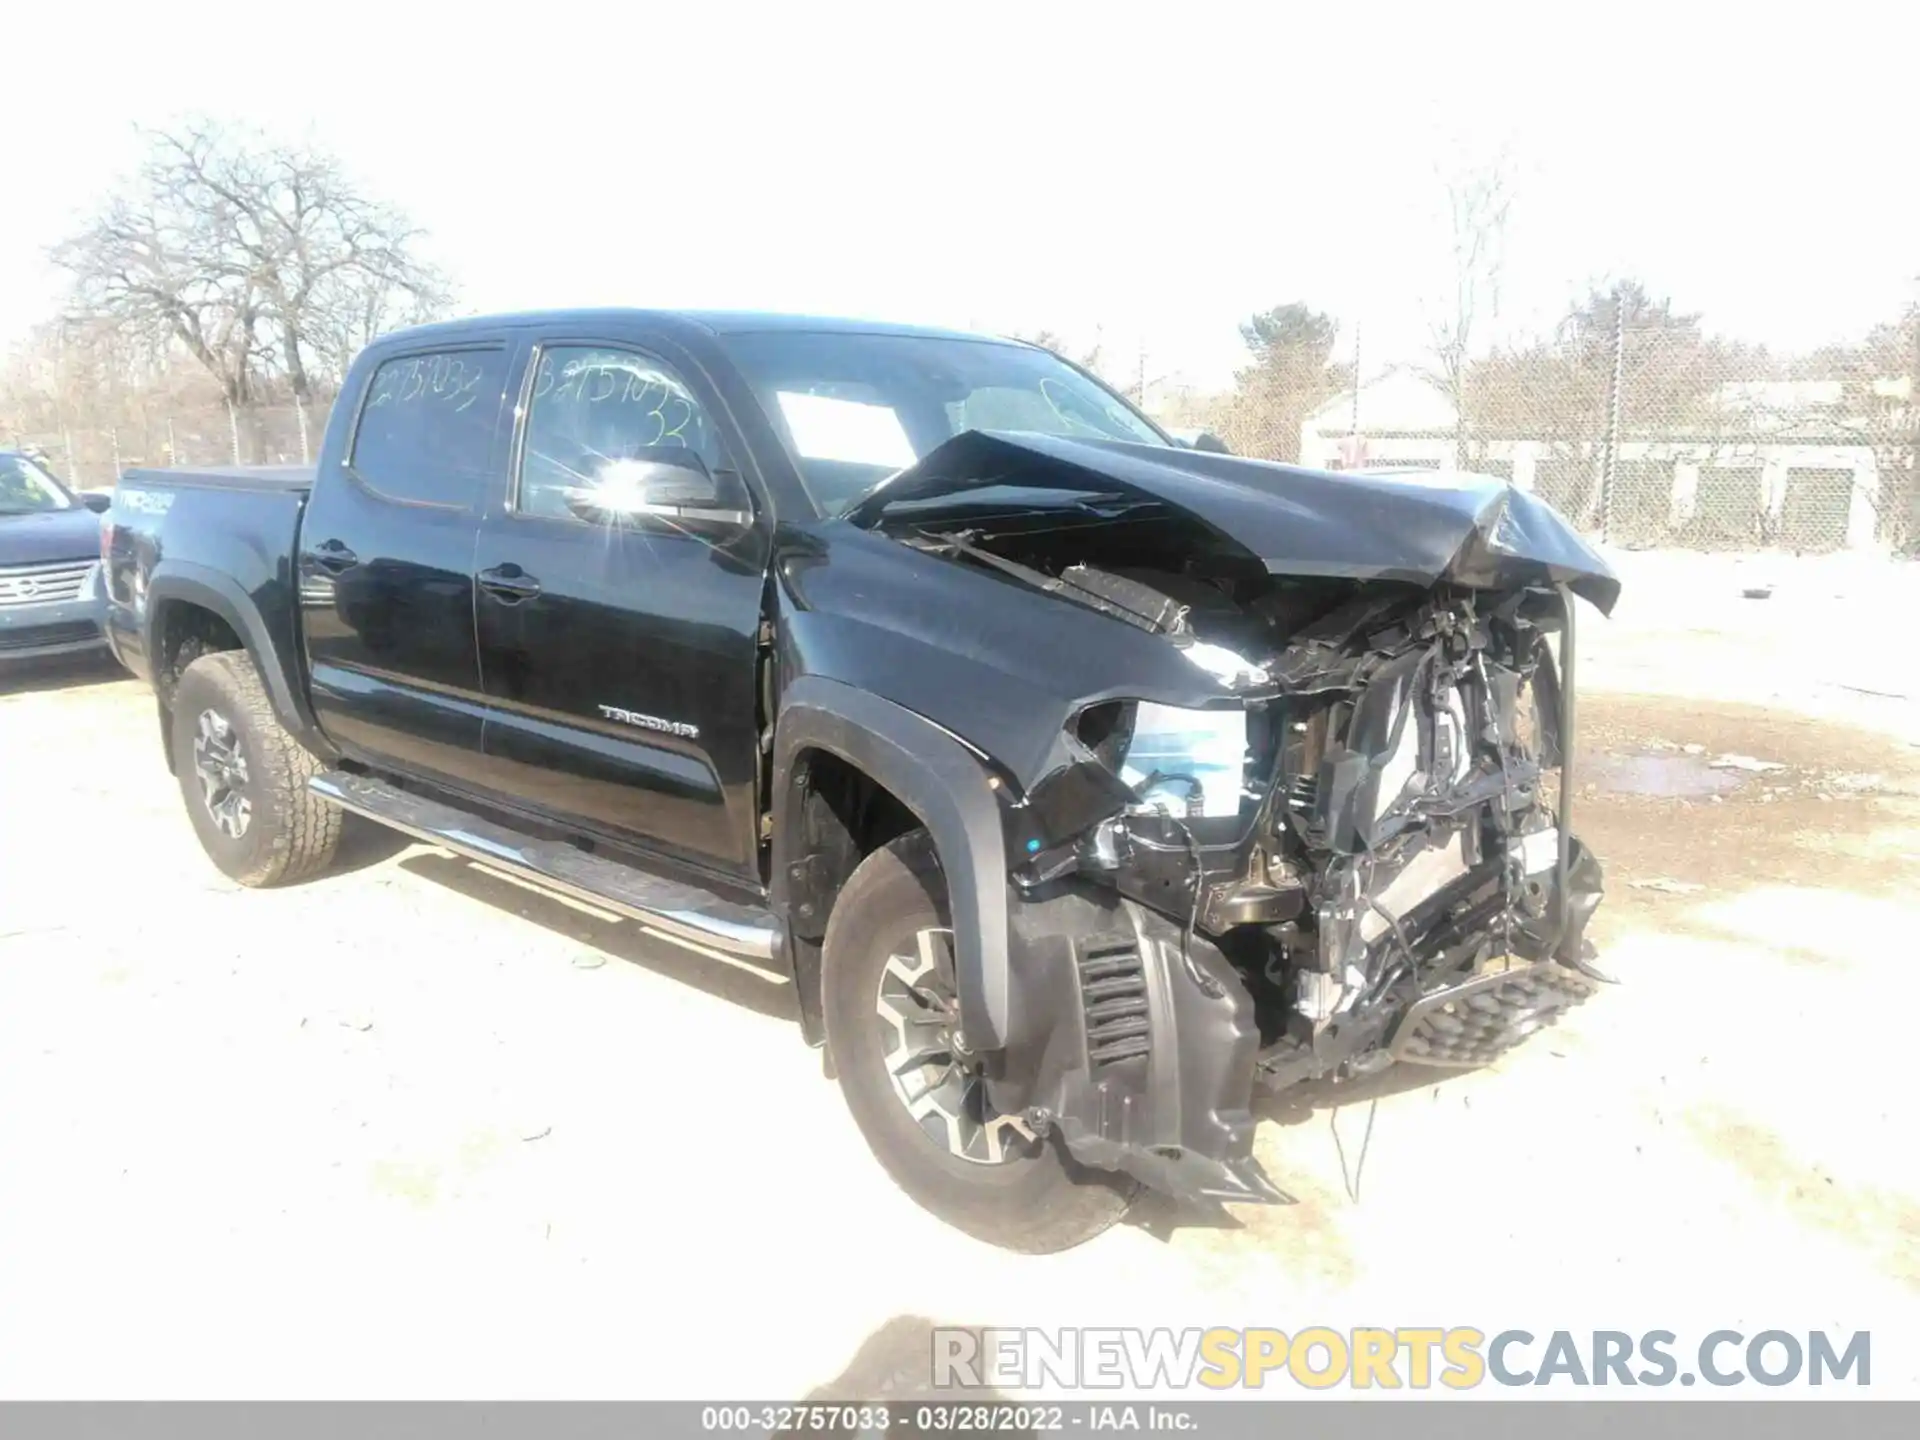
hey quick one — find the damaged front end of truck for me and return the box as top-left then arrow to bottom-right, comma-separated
837,430 -> 1621,1209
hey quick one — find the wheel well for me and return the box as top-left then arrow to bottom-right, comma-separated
152,601 -> 244,771
784,749 -> 923,1046
155,602 -> 244,700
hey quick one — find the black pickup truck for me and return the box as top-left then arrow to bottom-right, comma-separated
105,309 -> 1617,1251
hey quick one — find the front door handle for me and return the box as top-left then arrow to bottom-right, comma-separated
309,539 -> 359,573
478,564 -> 542,602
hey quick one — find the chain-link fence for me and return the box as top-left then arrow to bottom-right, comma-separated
1156,319 -> 1917,556
7,401 -> 327,489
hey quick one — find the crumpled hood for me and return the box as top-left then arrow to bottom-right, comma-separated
849,430 -> 1621,615
0,506 -> 101,568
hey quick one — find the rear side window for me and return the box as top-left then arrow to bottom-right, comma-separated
351,349 -> 507,506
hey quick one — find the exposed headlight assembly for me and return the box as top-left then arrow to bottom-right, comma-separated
1116,702 -> 1249,820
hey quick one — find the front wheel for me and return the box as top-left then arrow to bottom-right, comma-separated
822,831 -> 1139,1252
170,650 -> 342,887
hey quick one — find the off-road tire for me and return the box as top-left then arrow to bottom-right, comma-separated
170,650 -> 342,887
822,830 -> 1139,1252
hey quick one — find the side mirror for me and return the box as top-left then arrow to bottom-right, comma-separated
78,492 -> 112,514
1191,431 -> 1232,455
561,448 -> 750,530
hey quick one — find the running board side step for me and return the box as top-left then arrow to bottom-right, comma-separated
309,771 -> 782,962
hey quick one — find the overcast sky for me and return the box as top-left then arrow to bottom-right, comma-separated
6,1 -> 1915,389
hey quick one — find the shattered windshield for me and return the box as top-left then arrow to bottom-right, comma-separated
716,329 -> 1169,517
0,453 -> 75,515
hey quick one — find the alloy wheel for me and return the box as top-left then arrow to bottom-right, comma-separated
873,926 -> 1037,1165
192,708 -> 252,839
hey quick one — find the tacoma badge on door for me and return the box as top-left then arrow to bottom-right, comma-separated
597,704 -> 700,739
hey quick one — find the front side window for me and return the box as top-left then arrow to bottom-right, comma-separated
0,453 -> 74,515
516,346 -> 726,522
716,330 -> 1168,517
351,349 -> 507,507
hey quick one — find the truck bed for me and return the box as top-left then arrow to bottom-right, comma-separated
119,464 -> 315,493
104,466 -> 316,700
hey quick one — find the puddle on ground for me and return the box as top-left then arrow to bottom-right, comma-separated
1586,753 -> 1746,797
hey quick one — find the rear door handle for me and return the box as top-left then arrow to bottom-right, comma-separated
309,539 -> 359,573
478,564 -> 542,602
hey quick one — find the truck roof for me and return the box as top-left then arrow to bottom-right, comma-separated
375,308 -> 1024,350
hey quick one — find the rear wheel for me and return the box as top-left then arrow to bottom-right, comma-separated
822,831 -> 1139,1252
170,650 -> 342,887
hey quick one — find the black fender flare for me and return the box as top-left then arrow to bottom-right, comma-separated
144,563 -> 331,757
772,675 -> 1013,1050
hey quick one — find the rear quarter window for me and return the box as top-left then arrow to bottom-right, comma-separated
350,349 -> 508,506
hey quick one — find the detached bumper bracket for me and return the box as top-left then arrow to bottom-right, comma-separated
1386,961 -> 1599,1068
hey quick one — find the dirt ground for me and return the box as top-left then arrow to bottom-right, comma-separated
3,549 -> 1918,1398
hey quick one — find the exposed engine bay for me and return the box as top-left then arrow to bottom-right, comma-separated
836,428 -> 1621,1205
871,444 -> 1613,1096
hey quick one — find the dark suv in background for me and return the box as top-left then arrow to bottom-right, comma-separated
0,449 -> 113,664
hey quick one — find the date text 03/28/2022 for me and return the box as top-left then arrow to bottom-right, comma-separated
699,1404 -> 1196,1432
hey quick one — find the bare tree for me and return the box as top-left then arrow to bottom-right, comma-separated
52,149 -> 268,411
1424,158 -> 1513,467
51,121 -> 451,418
